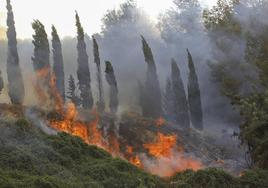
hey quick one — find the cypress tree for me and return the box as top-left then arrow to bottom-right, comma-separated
141,36 -> 162,118
93,36 -> 105,112
171,58 -> 190,128
75,11 -> 93,109
32,20 -> 52,105
67,75 -> 81,106
138,80 -> 145,114
163,78 -> 175,120
51,25 -> 65,102
105,61 -> 118,113
6,0 -> 25,104
0,70 -> 4,95
187,49 -> 203,130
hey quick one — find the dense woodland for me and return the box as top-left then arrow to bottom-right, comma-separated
0,0 -> 268,187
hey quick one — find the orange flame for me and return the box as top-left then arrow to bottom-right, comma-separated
142,132 -> 202,177
143,133 -> 177,158
155,117 -> 165,127
49,105 -> 203,177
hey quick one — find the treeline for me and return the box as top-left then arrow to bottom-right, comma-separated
2,0 -> 204,131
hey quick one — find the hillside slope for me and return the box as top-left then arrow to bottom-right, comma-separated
0,104 -> 267,188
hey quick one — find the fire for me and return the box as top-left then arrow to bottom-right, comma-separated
129,155 -> 142,168
33,66 -> 64,110
143,133 -> 177,158
72,123 -> 90,144
142,132 -> 202,177
49,103 -> 203,177
155,117 -> 165,127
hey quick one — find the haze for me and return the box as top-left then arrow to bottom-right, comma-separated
0,0 -> 216,39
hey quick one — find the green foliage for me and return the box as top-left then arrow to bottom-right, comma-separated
32,20 -> 50,71
75,11 -> 84,40
170,168 -> 239,188
171,59 -> 190,128
51,25 -> 65,102
66,75 -> 81,106
0,120 -> 164,188
187,49 -> 203,130
232,91 -> 268,169
141,36 -> 162,118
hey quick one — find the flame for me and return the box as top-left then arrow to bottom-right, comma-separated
155,117 -> 165,127
33,66 -> 64,111
143,133 -> 177,158
142,132 -> 202,177
49,105 -> 203,177
130,155 -> 142,168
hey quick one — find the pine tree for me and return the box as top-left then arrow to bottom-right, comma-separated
171,58 -> 190,128
75,11 -> 93,109
105,61 -> 118,113
32,20 -> 52,105
141,36 -> 162,118
93,36 -> 105,112
67,75 -> 81,106
187,49 -> 203,130
52,25 -> 65,102
6,0 -> 25,104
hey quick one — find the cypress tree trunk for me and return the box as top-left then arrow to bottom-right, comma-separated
75,12 -> 93,109
141,36 -> 162,118
6,0 -> 25,104
51,25 -> 65,103
187,49 -> 203,130
105,61 -> 118,114
32,20 -> 52,106
93,36 -> 105,113
171,58 -> 190,128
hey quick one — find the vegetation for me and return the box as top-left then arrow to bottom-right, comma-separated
0,118 -> 164,188
141,36 -> 162,118
75,12 -> 93,110
93,36 -> 105,113
0,117 -> 267,188
6,0 -> 25,104
171,59 -> 190,128
66,75 -> 81,106
187,49 -> 203,130
203,0 -> 268,169
51,25 -> 65,102
105,61 -> 119,114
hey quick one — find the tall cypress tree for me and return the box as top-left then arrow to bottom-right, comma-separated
93,36 -> 105,112
51,25 -> 65,102
105,61 -> 118,114
141,36 -> 162,118
75,12 -> 93,109
163,78 -> 175,120
32,20 -> 52,105
6,0 -> 25,104
171,58 -> 190,128
67,75 -> 81,106
0,70 -> 4,95
187,49 -> 203,130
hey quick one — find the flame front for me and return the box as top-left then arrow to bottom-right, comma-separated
143,133 -> 177,157
142,132 -> 202,177
49,105 -> 203,177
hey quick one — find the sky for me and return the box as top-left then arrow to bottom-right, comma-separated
0,0 -> 217,39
